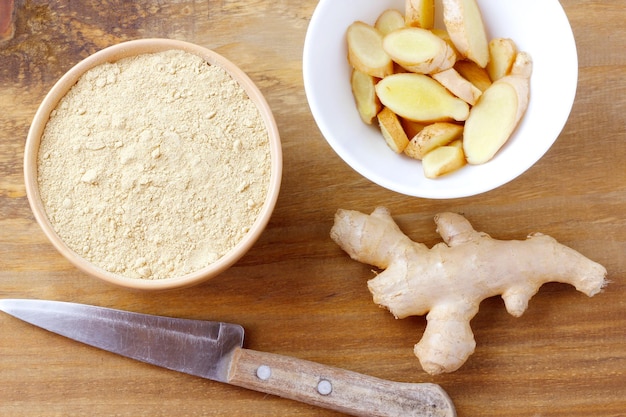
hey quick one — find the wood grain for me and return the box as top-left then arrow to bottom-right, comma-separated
1,1 -> 625,416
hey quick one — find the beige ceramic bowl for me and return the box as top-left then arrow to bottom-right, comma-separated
24,39 -> 282,290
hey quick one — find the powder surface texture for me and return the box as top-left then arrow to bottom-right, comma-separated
38,50 -> 271,279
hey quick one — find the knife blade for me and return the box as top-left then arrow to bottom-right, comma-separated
0,299 -> 455,417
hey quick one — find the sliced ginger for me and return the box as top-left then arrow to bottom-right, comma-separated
421,144 -> 466,178
442,0 -> 489,68
431,67 -> 482,105
350,69 -> 382,125
375,9 -> 405,35
401,118 -> 427,138
383,27 -> 457,74
404,122 -> 463,160
510,50 -> 533,78
462,83 -> 520,164
377,107 -> 409,153
347,21 -> 394,79
449,138 -> 463,150
346,0 -> 532,178
463,52 -> 532,164
486,38 -> 518,81
453,59 -> 491,92
405,0 -> 435,29
331,207 -> 607,375
431,28 -> 460,56
375,73 -> 469,122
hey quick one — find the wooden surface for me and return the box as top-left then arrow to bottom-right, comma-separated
0,1 -> 624,416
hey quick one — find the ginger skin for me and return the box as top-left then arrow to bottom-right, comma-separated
330,207 -> 608,375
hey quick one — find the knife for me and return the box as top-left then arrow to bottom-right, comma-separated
0,299 -> 455,417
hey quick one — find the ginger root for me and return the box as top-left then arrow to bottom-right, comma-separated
330,207 -> 608,375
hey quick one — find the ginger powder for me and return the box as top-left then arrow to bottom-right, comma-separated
37,50 -> 272,280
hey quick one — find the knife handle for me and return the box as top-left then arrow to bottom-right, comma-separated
228,348 -> 455,417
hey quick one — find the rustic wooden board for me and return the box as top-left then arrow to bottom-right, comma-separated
1,1 -> 624,416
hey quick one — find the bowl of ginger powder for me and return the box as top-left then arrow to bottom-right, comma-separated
24,39 -> 282,290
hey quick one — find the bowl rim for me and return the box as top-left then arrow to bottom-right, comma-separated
24,38 -> 282,291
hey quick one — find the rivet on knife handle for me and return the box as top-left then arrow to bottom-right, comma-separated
228,348 -> 456,417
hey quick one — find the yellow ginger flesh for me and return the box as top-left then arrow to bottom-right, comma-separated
330,207 -> 608,375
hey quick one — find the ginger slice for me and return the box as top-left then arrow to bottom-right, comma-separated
454,59 -> 491,92
432,67 -> 482,105
404,122 -> 463,160
449,138 -> 463,150
347,21 -> 394,78
405,0 -> 435,29
442,0 -> 489,68
375,73 -> 470,122
350,69 -> 382,125
510,50 -> 532,78
431,28 -> 460,57
400,118 -> 427,139
378,107 -> 410,153
462,84 -> 520,164
331,207 -> 607,375
375,8 -> 405,35
421,145 -> 466,178
383,27 -> 457,74
487,37 -> 518,81
463,52 -> 532,164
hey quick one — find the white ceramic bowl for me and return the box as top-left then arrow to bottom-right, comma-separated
303,0 -> 578,198
24,39 -> 282,290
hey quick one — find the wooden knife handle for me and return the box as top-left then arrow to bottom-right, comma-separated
227,348 -> 456,417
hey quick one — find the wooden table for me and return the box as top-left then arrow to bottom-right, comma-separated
1,1 -> 624,416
